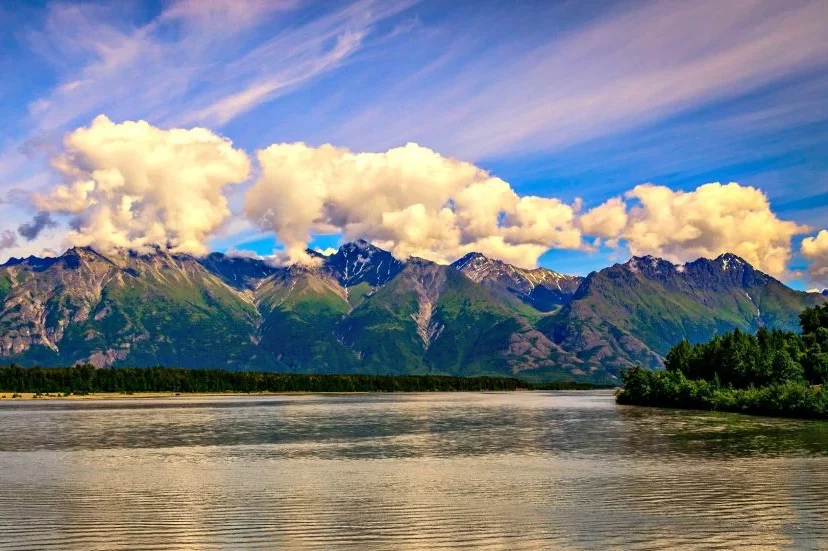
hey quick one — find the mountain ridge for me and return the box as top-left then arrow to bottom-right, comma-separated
0,242 -> 823,382
451,252 -> 582,311
539,251 -> 822,371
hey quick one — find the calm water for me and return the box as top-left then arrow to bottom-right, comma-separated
0,391 -> 827,550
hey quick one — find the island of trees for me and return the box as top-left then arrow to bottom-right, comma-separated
618,303 -> 828,419
0,366 -> 605,395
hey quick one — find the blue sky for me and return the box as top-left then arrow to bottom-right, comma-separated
0,0 -> 827,289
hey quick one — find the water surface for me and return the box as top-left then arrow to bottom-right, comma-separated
1,391 -> 826,550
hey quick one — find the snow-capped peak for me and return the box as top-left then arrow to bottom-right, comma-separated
326,240 -> 404,287
451,252 -> 489,273
716,252 -> 746,271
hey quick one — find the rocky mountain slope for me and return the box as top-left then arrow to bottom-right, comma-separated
452,252 -> 582,311
0,247 -> 265,369
0,243 -> 823,382
538,253 -> 826,371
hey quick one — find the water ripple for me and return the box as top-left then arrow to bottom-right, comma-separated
0,391 -> 826,550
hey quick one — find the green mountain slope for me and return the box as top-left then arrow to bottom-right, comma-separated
539,254 -> 826,374
0,248 -> 268,369
255,265 -> 357,373
0,243 -> 822,382
339,258 -> 590,380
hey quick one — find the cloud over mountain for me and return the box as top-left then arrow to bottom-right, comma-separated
582,182 -> 808,278
34,115 -> 250,255
15,117 -> 822,283
801,230 -> 828,288
243,142 -> 816,278
577,197 -> 627,244
245,142 -> 584,267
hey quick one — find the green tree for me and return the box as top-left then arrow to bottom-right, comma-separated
800,303 -> 828,334
665,339 -> 692,373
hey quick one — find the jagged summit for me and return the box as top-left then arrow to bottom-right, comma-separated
2,245 -> 205,271
620,252 -> 775,286
625,254 -> 660,263
452,251 -> 574,281
624,255 -> 678,271
452,252 -> 488,270
324,240 -> 405,287
625,252 -> 749,269
338,239 -> 385,254
715,252 -> 748,265
452,251 -> 582,311
616,252 -> 766,284
405,255 -> 438,266
9,241 -> 753,281
2,246 -> 121,273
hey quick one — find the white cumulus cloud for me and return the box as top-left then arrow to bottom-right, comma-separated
34,115 -> 250,255
577,197 -> 628,243
801,230 -> 828,288
584,182 -> 808,278
244,142 -> 585,267
17,122 -> 815,282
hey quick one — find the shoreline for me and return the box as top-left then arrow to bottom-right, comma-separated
0,391 -> 344,401
0,388 -> 614,401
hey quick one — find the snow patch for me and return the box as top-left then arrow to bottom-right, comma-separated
745,292 -> 760,317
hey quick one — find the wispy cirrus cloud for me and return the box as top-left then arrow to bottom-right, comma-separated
178,28 -> 370,126
323,0 -> 828,160
25,0 -> 418,131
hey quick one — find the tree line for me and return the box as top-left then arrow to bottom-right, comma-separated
618,303 -> 828,418
0,366 -> 541,394
0,365 -> 612,395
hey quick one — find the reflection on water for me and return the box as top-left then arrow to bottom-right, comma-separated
0,391 -> 826,550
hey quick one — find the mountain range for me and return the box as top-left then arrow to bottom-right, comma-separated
0,240 -> 824,382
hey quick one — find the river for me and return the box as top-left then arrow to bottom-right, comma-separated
0,391 -> 826,550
